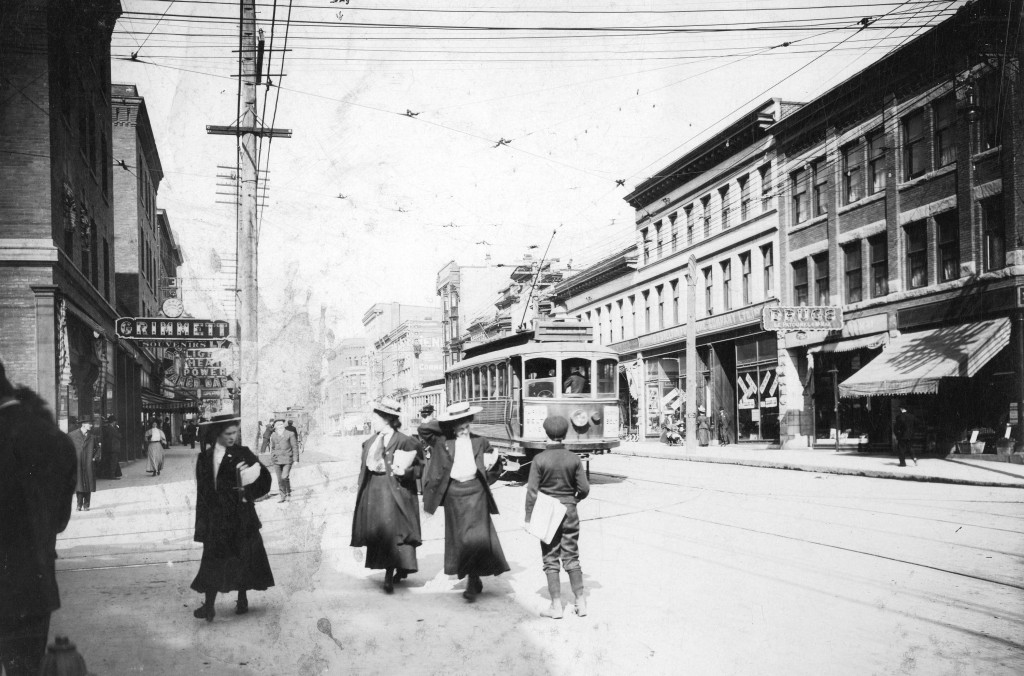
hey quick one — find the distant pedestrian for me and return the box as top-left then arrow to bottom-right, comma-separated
69,416 -> 99,511
893,406 -> 918,467
413,404 -> 436,486
717,407 -> 734,445
102,415 -> 123,480
696,406 -> 711,447
255,420 -> 264,450
419,402 -> 509,602
285,419 -> 300,452
351,398 -> 423,593
183,419 -> 197,450
190,414 -> 274,622
0,364 -> 76,676
525,416 -> 590,619
261,419 -> 297,502
145,420 -> 168,476
161,416 -> 172,443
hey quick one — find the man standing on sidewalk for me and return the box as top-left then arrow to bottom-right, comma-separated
0,361 -> 76,676
69,417 -> 99,510
717,407 -> 734,446
893,406 -> 918,467
102,415 -> 123,480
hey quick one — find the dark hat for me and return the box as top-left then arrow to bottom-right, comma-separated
76,414 -> 96,425
419,404 -> 435,416
542,415 -> 569,441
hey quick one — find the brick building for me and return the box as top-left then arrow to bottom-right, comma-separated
322,336 -> 369,434
0,0 -> 123,428
772,0 -> 1023,451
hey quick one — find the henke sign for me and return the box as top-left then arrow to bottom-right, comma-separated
117,318 -> 230,340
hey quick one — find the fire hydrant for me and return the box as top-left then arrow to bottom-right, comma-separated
38,636 -> 89,676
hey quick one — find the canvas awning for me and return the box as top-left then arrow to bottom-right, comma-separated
141,389 -> 198,412
807,332 -> 889,355
839,318 -> 1010,398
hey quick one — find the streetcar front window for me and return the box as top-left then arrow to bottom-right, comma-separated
597,358 -> 617,395
524,357 -> 557,398
561,357 -> 591,396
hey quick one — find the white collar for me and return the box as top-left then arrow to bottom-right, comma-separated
0,399 -> 19,411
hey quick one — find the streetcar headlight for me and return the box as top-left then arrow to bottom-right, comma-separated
591,411 -> 602,425
570,409 -> 590,428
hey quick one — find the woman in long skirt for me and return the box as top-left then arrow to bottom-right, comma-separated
420,402 -> 509,602
144,420 -> 166,476
190,414 -> 274,622
350,397 -> 423,593
696,406 -> 712,447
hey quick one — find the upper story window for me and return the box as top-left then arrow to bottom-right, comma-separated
903,109 -> 927,180
656,284 -> 665,328
905,220 -> 928,289
791,167 -> 810,225
617,299 -> 625,340
761,244 -> 774,296
740,252 -> 751,305
869,234 -> 888,297
719,184 -> 731,230
671,279 -> 680,324
721,260 -> 732,312
642,290 -> 651,332
937,211 -> 959,282
792,259 -> 808,306
641,227 -> 649,264
739,174 -> 751,221
685,206 -> 694,246
843,242 -> 862,303
654,221 -> 663,258
812,159 -> 828,217
867,130 -> 887,195
983,197 -> 1005,272
933,95 -> 956,168
976,73 -> 1001,151
759,163 -> 773,211
701,195 -> 711,238
703,266 -> 713,316
668,212 -> 678,252
842,142 -> 863,204
813,253 -> 829,305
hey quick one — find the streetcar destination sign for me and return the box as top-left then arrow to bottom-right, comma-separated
116,318 -> 230,340
761,306 -> 843,331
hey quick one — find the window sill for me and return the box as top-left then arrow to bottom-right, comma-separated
972,146 -> 1001,163
897,163 -> 956,191
790,213 -> 827,234
836,191 -> 885,215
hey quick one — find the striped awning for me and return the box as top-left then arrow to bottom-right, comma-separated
839,318 -> 1010,398
141,389 -> 198,412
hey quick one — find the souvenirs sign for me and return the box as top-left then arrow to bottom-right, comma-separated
761,306 -> 843,332
116,318 -> 230,340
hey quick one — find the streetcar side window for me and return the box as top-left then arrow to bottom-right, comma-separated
472,368 -> 481,399
497,363 -> 507,397
488,364 -> 498,398
459,371 -> 467,401
524,357 -> 557,398
597,358 -> 617,395
561,357 -> 591,396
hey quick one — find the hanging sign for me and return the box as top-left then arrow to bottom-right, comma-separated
116,318 -> 230,340
762,306 -> 843,331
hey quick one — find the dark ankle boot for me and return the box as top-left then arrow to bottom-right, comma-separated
568,569 -> 586,616
541,572 -> 563,619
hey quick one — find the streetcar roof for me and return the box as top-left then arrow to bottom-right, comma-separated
448,342 -> 619,372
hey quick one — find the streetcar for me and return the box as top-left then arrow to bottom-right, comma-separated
444,320 -> 620,475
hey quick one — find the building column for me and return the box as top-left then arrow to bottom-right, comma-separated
778,332 -> 811,448
29,285 -> 59,409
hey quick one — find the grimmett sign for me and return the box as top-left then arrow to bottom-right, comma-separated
761,306 -> 843,331
116,318 -> 230,340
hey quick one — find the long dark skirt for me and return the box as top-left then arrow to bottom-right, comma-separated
442,478 -> 510,579
354,473 -> 418,573
190,529 -> 275,593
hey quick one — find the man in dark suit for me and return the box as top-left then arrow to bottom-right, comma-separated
0,361 -> 76,676
893,406 -> 918,467
717,407 -> 734,445
68,416 -> 98,511
101,415 -> 123,479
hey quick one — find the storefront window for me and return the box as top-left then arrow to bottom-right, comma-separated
525,357 -> 557,398
735,335 -> 779,442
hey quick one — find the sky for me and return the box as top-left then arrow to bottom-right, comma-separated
109,0 -> 966,337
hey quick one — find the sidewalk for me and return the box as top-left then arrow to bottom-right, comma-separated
611,439 -> 1024,488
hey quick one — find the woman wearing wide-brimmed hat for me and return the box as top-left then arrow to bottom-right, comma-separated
189,414 -> 275,622
695,405 -> 712,447
419,402 -> 509,601
350,397 -> 423,593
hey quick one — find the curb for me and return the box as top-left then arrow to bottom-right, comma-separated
610,446 -> 1024,489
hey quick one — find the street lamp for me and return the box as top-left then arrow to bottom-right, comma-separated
828,365 -> 840,453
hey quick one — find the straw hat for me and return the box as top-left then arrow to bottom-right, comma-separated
697,405 -> 706,414
436,401 -> 482,423
371,396 -> 402,418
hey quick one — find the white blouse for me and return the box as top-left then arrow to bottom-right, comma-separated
451,436 -> 477,483
366,430 -> 393,472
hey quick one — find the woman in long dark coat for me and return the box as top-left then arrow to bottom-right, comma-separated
190,414 -> 274,622
420,402 -> 509,602
351,397 -> 423,593
696,406 -> 712,447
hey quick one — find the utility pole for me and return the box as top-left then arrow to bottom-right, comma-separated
207,0 -> 290,447
685,255 -> 697,452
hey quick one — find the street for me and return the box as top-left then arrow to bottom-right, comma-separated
52,438 -> 1024,676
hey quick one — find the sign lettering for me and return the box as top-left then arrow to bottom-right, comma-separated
116,318 -> 230,340
762,306 -> 843,331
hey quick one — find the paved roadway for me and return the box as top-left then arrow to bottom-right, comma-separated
50,437 -> 1024,675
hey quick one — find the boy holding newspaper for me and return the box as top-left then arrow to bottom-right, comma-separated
524,415 -> 591,619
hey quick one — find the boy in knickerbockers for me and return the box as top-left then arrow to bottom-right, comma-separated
525,415 -> 590,619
